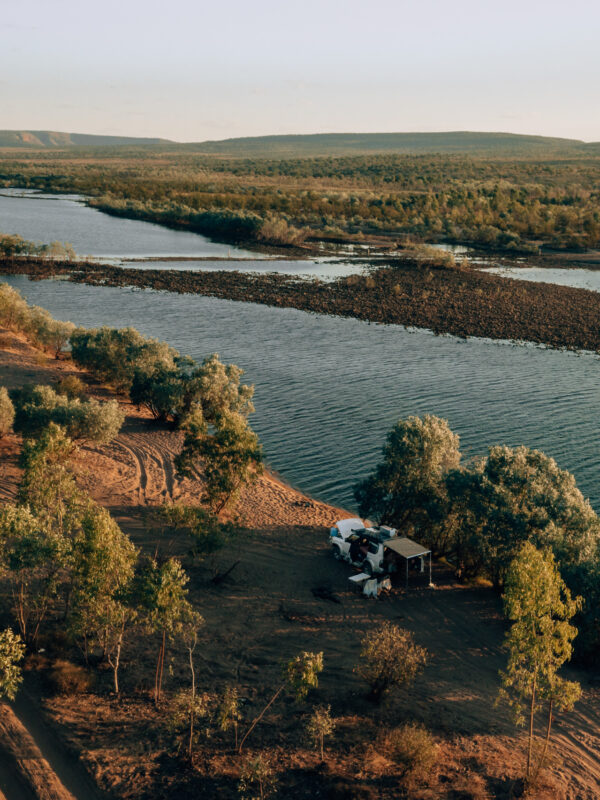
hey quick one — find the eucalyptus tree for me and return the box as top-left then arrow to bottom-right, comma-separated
68,505 -> 138,688
238,651 -> 324,753
133,557 -> 194,705
0,504 -> 65,646
499,542 -> 581,787
354,414 -> 461,548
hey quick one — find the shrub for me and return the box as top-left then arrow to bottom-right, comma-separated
26,306 -> 75,357
0,282 -> 29,331
70,326 -> 178,393
12,384 -> 124,443
378,722 -> 437,788
238,753 -> 277,800
356,622 -> 427,702
53,375 -> 86,400
0,387 -> 15,438
306,704 -> 335,760
49,659 -> 93,695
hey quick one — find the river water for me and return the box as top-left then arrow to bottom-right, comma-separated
0,190 -> 364,279
2,275 -> 599,512
1,190 -> 600,512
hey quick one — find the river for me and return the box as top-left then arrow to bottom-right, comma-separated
1,190 -> 600,512
0,189 -> 366,278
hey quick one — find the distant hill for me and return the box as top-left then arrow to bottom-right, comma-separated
0,131 -> 172,148
188,131 -> 596,158
2,129 -> 600,158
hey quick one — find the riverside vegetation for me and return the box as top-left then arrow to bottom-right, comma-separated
0,284 -> 595,795
2,144 -> 600,252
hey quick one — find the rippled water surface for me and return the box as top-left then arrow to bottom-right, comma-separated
483,266 -> 600,292
0,190 -> 257,258
0,190 -> 366,278
3,274 -> 600,512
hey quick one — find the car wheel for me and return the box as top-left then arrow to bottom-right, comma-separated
364,562 -> 374,577
332,546 -> 342,560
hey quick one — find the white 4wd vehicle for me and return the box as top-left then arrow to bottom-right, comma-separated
329,518 -> 398,576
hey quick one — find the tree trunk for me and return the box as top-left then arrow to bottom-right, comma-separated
188,644 -> 196,761
532,698 -> 553,785
526,677 -> 537,782
238,685 -> 283,753
154,630 -> 166,705
158,629 -> 166,702
113,644 -> 121,694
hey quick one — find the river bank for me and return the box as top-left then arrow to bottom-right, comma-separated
4,256 -> 600,352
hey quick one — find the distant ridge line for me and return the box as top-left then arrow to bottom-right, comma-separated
1,129 -> 599,157
0,130 -> 172,148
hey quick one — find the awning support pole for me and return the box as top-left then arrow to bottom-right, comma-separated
429,552 -> 432,586
405,558 -> 409,590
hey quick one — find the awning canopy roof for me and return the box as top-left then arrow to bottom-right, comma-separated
384,537 -> 431,559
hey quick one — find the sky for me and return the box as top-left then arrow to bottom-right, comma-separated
2,0 -> 599,142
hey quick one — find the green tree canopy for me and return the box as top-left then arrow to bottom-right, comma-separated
499,542 -> 581,785
449,445 -> 600,587
354,414 -> 461,546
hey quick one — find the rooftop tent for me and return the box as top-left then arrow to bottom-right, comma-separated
384,537 -> 432,589
333,518 -> 364,537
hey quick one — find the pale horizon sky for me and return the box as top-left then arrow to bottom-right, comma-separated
2,0 -> 600,142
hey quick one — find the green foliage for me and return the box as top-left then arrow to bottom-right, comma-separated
130,351 -> 254,425
25,306 -> 75,357
70,326 -> 178,393
18,423 -> 82,528
166,689 -> 212,753
0,233 -> 75,260
192,353 -> 255,423
159,504 -> 237,563
238,753 -> 277,800
354,414 -> 460,548
0,503 -> 65,645
52,375 -> 86,400
12,384 -> 124,443
448,445 -> 600,587
378,722 -> 437,788
0,282 -> 73,356
0,628 -> 25,700
498,542 -> 581,785
0,282 -> 29,330
238,651 -> 325,753
283,650 -> 324,701
130,362 -> 186,422
305,704 -> 335,760
0,387 -> 15,437
9,424 -> 138,668
132,556 -> 194,703
356,622 -> 427,702
187,412 -> 263,512
5,145 -> 600,252
217,686 -> 242,747
69,505 -> 137,628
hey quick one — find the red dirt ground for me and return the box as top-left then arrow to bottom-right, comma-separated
0,329 -> 599,800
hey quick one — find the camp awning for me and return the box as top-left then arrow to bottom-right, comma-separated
384,537 -> 430,559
